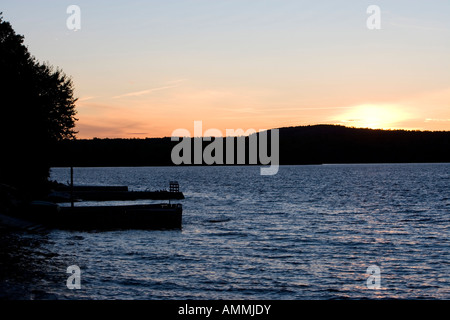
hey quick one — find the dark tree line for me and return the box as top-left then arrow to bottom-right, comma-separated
0,14 -> 77,198
278,125 -> 450,164
51,125 -> 450,167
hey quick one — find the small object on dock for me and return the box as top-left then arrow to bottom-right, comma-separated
170,181 -> 180,193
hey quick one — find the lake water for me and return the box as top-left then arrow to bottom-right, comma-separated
1,164 -> 449,299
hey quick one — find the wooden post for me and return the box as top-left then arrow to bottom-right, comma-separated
70,167 -> 74,208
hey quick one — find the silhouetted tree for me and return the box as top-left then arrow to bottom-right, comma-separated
0,14 -> 77,198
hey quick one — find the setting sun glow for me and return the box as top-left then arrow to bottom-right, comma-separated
337,104 -> 411,130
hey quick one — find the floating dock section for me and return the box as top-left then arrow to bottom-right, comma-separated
49,185 -> 185,202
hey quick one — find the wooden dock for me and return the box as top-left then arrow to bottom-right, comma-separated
1,180 -> 185,231
49,185 -> 185,202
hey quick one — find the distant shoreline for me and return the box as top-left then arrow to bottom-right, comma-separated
50,162 -> 450,169
50,125 -> 450,167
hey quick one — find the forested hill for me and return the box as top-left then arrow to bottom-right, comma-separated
50,125 -> 450,167
277,125 -> 449,164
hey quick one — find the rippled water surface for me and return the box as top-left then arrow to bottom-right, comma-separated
1,164 -> 449,299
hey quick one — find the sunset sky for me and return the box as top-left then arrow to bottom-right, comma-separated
2,0 -> 450,138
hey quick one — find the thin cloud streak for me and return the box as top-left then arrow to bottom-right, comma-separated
216,106 -> 354,113
77,96 -> 98,102
425,118 -> 450,122
112,85 -> 178,99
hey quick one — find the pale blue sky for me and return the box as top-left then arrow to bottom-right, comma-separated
2,1 -> 449,137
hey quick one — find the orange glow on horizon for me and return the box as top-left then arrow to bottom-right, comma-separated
333,104 -> 412,130
74,94 -> 450,139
